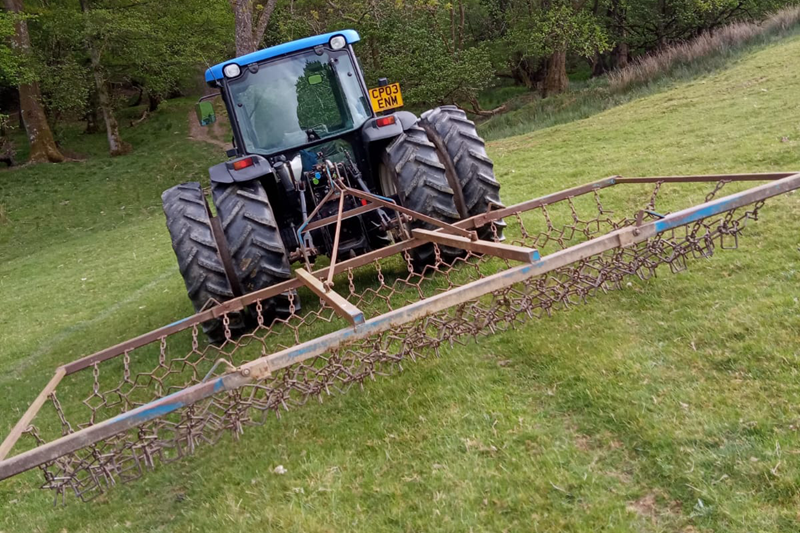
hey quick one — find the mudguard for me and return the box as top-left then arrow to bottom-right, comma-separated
361,111 -> 418,145
209,154 -> 273,184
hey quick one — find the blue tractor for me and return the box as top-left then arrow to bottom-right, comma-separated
161,30 -> 504,342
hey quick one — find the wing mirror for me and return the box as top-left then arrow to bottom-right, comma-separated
195,101 -> 216,127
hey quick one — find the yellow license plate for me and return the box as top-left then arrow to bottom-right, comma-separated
369,83 -> 404,112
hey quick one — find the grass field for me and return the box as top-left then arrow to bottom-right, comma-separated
1,33 -> 799,533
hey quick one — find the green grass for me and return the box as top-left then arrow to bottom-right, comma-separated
1,34 -> 800,532
477,20 -> 800,142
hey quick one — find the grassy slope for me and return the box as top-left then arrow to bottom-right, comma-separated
476,22 -> 800,142
0,36 -> 799,532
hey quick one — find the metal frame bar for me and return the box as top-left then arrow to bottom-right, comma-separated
295,268 -> 365,326
297,176 -> 479,287
304,202 -> 382,232
325,189 -> 348,288
343,186 -> 477,239
412,229 -> 540,263
0,367 -> 65,461
1,172 -> 797,481
614,172 -> 798,184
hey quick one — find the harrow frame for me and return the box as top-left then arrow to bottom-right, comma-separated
1,171 -> 798,502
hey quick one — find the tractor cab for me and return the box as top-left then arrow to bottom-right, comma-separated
201,31 -> 374,159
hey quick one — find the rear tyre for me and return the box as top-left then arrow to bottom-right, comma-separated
210,180 -> 296,319
382,125 -> 462,269
161,182 -> 246,343
420,105 -> 505,240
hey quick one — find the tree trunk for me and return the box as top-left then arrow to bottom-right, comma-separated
656,0 -> 668,49
510,54 -> 544,90
80,0 -> 131,156
147,92 -> 162,113
231,0 -> 255,56
84,89 -> 100,134
229,0 -> 277,56
612,41 -> 629,70
468,96 -> 506,117
4,0 -> 64,163
610,0 -> 629,70
543,49 -> 568,97
510,54 -> 531,88
130,84 -> 144,107
590,51 -> 607,77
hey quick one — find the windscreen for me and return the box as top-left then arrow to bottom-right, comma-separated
226,49 -> 372,155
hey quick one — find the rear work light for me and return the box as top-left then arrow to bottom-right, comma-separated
376,116 -> 396,127
232,157 -> 255,171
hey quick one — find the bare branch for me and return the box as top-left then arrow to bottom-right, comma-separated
253,0 -> 278,49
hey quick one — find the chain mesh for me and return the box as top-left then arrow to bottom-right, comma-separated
16,180 -> 766,503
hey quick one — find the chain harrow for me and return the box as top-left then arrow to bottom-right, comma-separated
2,173 -> 795,504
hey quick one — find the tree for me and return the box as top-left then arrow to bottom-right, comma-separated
279,0 -> 497,111
619,0 -> 788,54
78,0 -> 130,155
127,0 -> 233,110
25,0 -> 232,145
505,0 -> 610,96
230,0 -> 277,56
388,0 -> 496,112
32,8 -> 92,131
3,0 -> 64,163
607,0 -> 629,70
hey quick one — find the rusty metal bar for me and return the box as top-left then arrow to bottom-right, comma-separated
61,299 -> 246,375
326,190 -> 348,288
0,367 -> 66,461
649,172 -> 800,231
4,172 -> 798,482
209,216 -> 244,297
301,187 -> 338,232
614,172 -> 797,184
295,268 -> 365,326
459,172 -> 798,228
60,180 -> 623,375
464,176 -> 619,228
412,229 -> 540,263
344,186 -> 477,239
0,373 -> 250,481
56,171 -> 799,378
305,202 -> 382,232
248,171 -> 800,376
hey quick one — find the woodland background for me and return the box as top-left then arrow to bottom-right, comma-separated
1,0 -> 798,163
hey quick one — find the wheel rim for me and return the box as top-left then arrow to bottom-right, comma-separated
378,160 -> 398,197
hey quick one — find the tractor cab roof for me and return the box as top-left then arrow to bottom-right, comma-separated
205,29 -> 360,84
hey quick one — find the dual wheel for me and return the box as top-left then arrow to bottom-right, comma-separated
162,106 -> 503,342
161,180 -> 293,343
381,106 -> 505,265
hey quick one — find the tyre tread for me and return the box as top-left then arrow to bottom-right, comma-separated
420,106 -> 505,230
